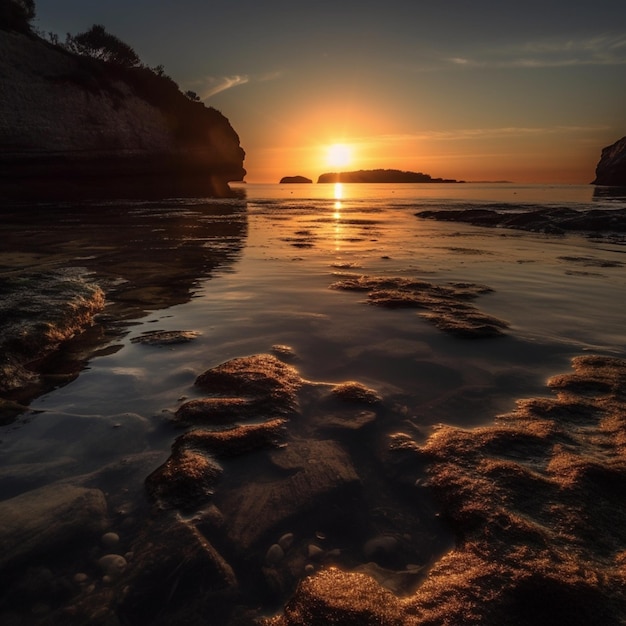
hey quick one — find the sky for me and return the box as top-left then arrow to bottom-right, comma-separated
34,0 -> 626,184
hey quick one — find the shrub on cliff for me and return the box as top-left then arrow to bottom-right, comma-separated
65,24 -> 140,68
0,0 -> 35,33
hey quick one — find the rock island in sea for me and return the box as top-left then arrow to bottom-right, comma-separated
0,26 -> 246,200
317,168 -> 462,183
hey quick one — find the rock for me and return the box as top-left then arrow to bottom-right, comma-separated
313,409 -> 377,432
331,381 -> 382,405
118,515 -> 237,626
194,354 -> 304,413
173,418 -> 288,458
363,535 -> 399,563
0,30 -> 245,200
268,567 -> 406,625
330,274 -> 508,338
172,396 -> 267,427
417,206 -> 626,235
266,544 -> 285,565
280,176 -> 312,184
145,448 -> 223,511
101,532 -> 120,548
278,533 -> 295,551
218,439 -> 361,551
0,269 -> 105,394
97,554 -> 127,578
592,136 -> 626,186
130,330 -> 200,346
0,483 -> 107,572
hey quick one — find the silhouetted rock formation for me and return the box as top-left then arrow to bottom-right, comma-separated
280,176 -> 312,183
317,169 -> 461,184
0,30 -> 245,199
593,137 -> 626,186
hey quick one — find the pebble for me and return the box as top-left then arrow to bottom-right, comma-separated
304,564 -> 315,574
101,532 -> 120,548
363,535 -> 399,560
97,554 -> 127,578
307,544 -> 324,559
278,532 -> 294,551
265,543 -> 285,565
73,573 -> 89,584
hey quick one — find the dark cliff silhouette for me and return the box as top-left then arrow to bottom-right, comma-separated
0,25 -> 245,200
593,137 -> 626,186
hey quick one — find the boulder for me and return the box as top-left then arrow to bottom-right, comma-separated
218,439 -> 361,551
0,483 -> 108,572
592,136 -> 626,186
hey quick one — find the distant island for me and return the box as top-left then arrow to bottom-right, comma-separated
317,169 -> 463,184
280,176 -> 312,184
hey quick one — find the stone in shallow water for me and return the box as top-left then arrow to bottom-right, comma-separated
267,567 -> 406,625
0,483 -> 107,572
118,515 -> 237,626
130,330 -> 200,346
218,439 -> 361,551
145,448 -> 223,511
172,396 -> 260,426
97,554 -> 127,578
329,274 -> 508,338
331,381 -> 382,405
194,354 -> 304,410
173,418 -> 288,458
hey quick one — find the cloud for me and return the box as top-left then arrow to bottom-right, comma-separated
445,34 -> 626,69
362,125 -> 611,144
190,70 -> 283,100
197,75 -> 250,99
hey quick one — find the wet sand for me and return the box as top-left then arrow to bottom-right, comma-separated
0,186 -> 625,624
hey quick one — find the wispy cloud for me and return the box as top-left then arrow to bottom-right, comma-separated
446,34 -> 626,69
196,75 -> 250,99
359,125 -> 610,144
190,70 -> 283,100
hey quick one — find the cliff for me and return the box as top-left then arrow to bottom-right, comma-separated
317,169 -> 461,183
0,30 -> 246,199
592,136 -> 626,186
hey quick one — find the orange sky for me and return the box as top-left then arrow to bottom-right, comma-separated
36,1 -> 626,184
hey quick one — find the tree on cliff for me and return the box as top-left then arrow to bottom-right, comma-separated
65,24 -> 140,67
0,0 -> 35,33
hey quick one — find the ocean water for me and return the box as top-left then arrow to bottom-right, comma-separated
1,183 -> 625,624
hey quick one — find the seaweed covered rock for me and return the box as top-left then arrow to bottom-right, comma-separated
267,356 -> 626,625
330,273 -> 508,338
0,269 -> 105,394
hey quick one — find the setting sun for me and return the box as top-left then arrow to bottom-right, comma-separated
326,143 -> 352,168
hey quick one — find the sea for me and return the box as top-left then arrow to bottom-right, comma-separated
1,182 -> 625,624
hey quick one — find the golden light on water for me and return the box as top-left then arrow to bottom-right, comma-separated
333,183 -> 343,219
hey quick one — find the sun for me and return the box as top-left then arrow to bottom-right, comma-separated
326,143 -> 352,168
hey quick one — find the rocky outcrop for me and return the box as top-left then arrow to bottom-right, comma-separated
592,136 -> 626,186
317,169 -> 461,184
280,176 -> 312,184
0,30 -> 245,199
416,206 -> 626,235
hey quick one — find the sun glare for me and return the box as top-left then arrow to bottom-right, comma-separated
327,143 -> 352,168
